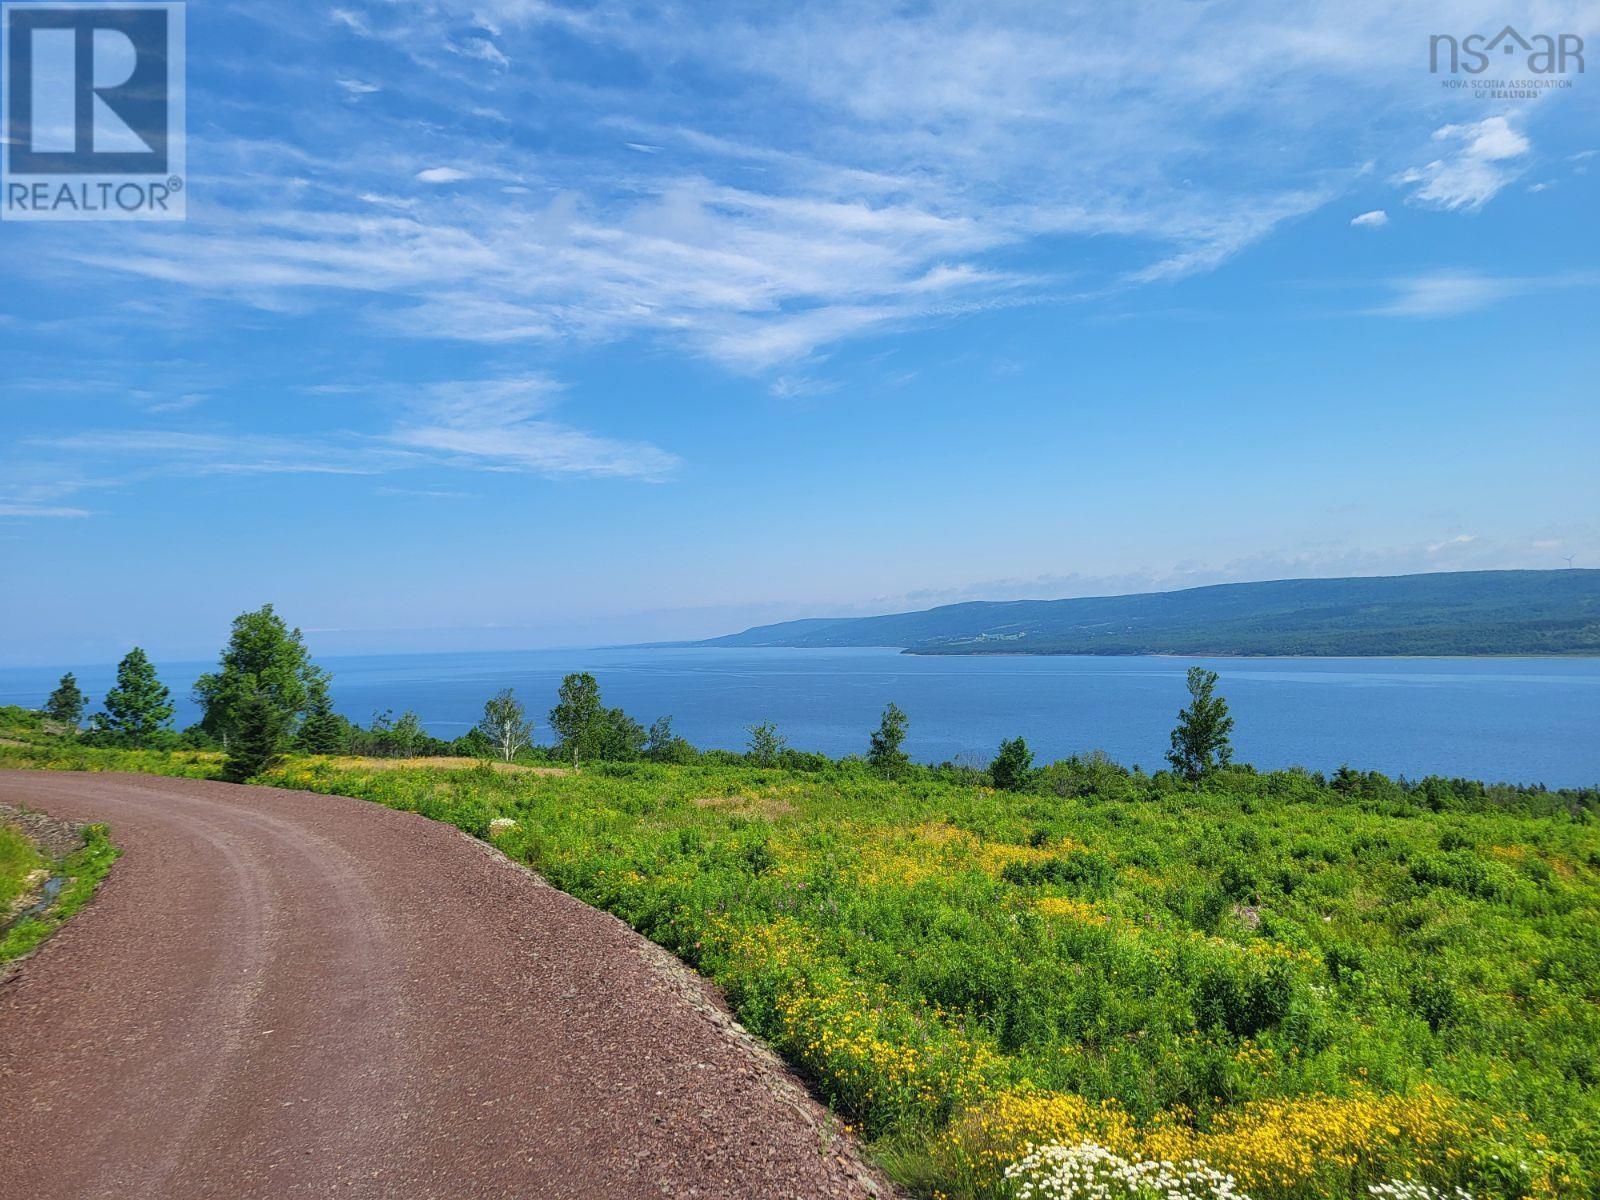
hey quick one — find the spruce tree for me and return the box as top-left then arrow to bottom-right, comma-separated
745,721 -> 786,767
194,604 -> 327,745
296,679 -> 347,754
43,672 -> 88,729
867,702 -> 910,777
97,648 -> 174,745
991,736 -> 1034,791
1167,667 -> 1235,782
223,685 -> 289,783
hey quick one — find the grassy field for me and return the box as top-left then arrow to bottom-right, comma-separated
3,729 -> 1596,1200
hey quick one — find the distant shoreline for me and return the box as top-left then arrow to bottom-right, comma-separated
8,644 -> 1599,678
901,648 -> 1600,660
696,569 -> 1600,659
666,644 -> 1600,660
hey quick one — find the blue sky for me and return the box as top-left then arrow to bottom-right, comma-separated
2,0 -> 1598,667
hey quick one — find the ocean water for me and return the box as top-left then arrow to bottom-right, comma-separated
2,647 -> 1596,788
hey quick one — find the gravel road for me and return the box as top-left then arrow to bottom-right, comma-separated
0,771 -> 892,1199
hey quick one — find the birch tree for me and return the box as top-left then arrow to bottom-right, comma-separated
479,688 -> 533,763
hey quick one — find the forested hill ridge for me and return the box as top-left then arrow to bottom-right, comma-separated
699,569 -> 1600,657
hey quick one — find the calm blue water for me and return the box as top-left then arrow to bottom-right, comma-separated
2,647 -> 1596,787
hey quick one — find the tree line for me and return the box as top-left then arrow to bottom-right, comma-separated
39,606 -> 1244,787
28,615 -> 1597,817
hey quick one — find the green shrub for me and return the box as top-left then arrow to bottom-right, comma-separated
4,731 -> 1597,1199
1001,850 -> 1113,891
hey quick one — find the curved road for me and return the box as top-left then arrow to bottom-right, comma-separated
0,771 -> 889,1199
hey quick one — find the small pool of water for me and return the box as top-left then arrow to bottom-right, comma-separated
6,873 -> 64,929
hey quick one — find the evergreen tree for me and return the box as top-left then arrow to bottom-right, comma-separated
478,688 -> 533,762
96,648 -> 174,745
295,678 -> 347,754
222,684 -> 289,783
549,673 -> 605,768
867,702 -> 910,777
990,736 -> 1034,791
1167,666 -> 1235,782
43,672 -> 88,729
194,604 -> 327,745
746,721 -> 786,767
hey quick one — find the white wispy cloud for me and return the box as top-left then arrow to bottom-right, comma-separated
1369,270 -> 1503,317
1368,270 -> 1597,318
52,2 -> 1467,375
376,486 -> 476,499
143,393 -> 209,414
329,8 -> 369,34
450,36 -> 509,68
39,430 -> 398,476
1350,210 -> 1389,228
36,405 -> 674,482
77,166 -> 1023,370
0,474 -> 116,520
34,1 -> 1600,385
388,376 -> 680,480
11,376 -> 680,516
1427,533 -> 1478,555
1398,116 -> 1531,211
0,504 -> 91,519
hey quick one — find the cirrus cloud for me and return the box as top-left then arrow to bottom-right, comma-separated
1398,116 -> 1531,211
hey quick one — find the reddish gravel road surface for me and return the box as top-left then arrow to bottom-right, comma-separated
0,771 -> 892,1200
